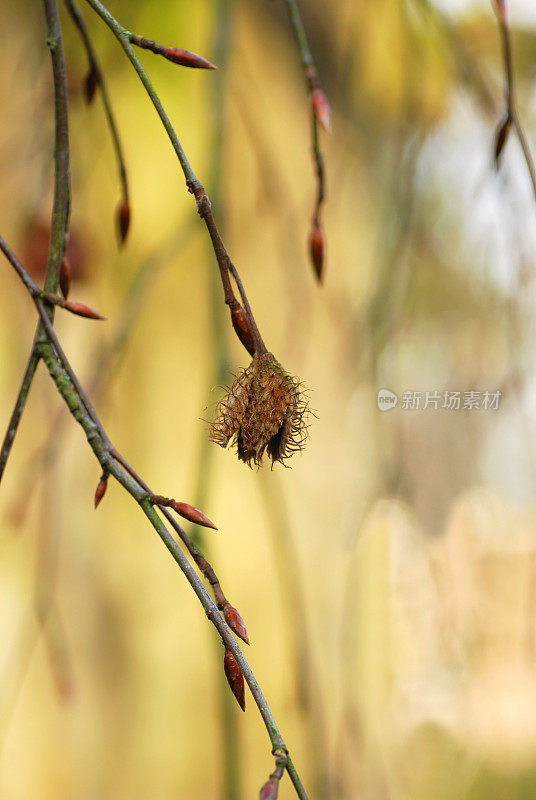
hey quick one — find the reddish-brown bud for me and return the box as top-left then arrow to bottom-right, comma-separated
309,222 -> 325,283
173,501 -> 218,530
223,603 -> 250,645
59,254 -> 72,299
117,199 -> 131,245
94,474 -> 108,509
161,47 -> 217,70
63,300 -> 106,320
259,780 -> 279,800
223,649 -> 245,711
83,67 -> 100,104
230,300 -> 255,356
493,0 -> 507,20
310,87 -> 331,134
494,114 -> 511,166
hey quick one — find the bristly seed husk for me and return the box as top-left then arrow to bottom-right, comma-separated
210,352 -> 308,467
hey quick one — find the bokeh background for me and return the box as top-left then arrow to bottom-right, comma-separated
2,0 -> 536,798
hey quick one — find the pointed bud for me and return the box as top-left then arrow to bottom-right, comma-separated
223,603 -> 250,645
161,47 -> 217,70
493,0 -> 507,20
172,501 -> 217,529
230,300 -> 255,356
83,67 -> 100,105
310,87 -> 331,134
117,199 -> 131,245
59,255 -> 72,299
309,222 -> 325,283
94,474 -> 108,508
494,114 -> 511,167
223,649 -> 245,711
63,301 -> 106,320
259,780 -> 279,800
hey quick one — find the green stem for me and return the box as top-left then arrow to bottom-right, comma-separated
283,0 -> 314,68
0,0 -> 71,485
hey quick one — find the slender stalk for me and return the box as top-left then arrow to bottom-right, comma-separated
0,235 -> 310,800
283,0 -> 327,232
64,0 -> 129,204
495,4 -> 536,200
0,0 -> 70,484
283,0 -> 314,68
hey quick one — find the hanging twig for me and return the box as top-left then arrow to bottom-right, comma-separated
283,0 -> 330,283
0,0 -> 71,485
492,0 -> 536,199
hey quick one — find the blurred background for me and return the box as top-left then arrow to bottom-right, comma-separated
1,0 -> 536,798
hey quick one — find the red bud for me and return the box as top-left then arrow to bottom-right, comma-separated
161,47 -> 217,70
494,114 -> 511,166
63,301 -> 106,320
223,649 -> 245,711
259,780 -> 279,800
310,87 -> 331,134
493,0 -> 507,20
309,222 -> 325,283
59,254 -> 72,299
173,501 -> 217,530
117,199 -> 131,245
130,36 -> 216,69
83,67 -> 100,104
230,300 -> 255,356
223,603 -> 250,645
149,495 -> 217,529
94,474 -> 108,508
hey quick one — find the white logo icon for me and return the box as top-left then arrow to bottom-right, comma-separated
377,388 -> 398,411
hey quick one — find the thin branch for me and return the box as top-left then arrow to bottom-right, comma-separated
63,0 -> 129,207
493,1 -> 536,200
0,0 -> 70,484
0,235 -> 310,800
283,0 -> 329,279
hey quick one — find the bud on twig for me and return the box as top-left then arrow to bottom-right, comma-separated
63,300 -> 106,320
230,300 -> 255,356
59,254 -> 72,299
223,649 -> 245,711
493,0 -> 507,20
117,199 -> 131,245
149,495 -> 217,530
309,222 -> 324,283
174,501 -> 217,529
129,35 -> 217,70
310,87 -> 331,134
259,780 -> 279,800
223,602 -> 250,645
494,114 -> 511,166
94,474 -> 108,508
83,66 -> 100,104
160,47 -> 217,69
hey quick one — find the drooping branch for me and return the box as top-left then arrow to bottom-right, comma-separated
0,235 -> 310,800
492,0 -> 536,200
283,0 -> 329,283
